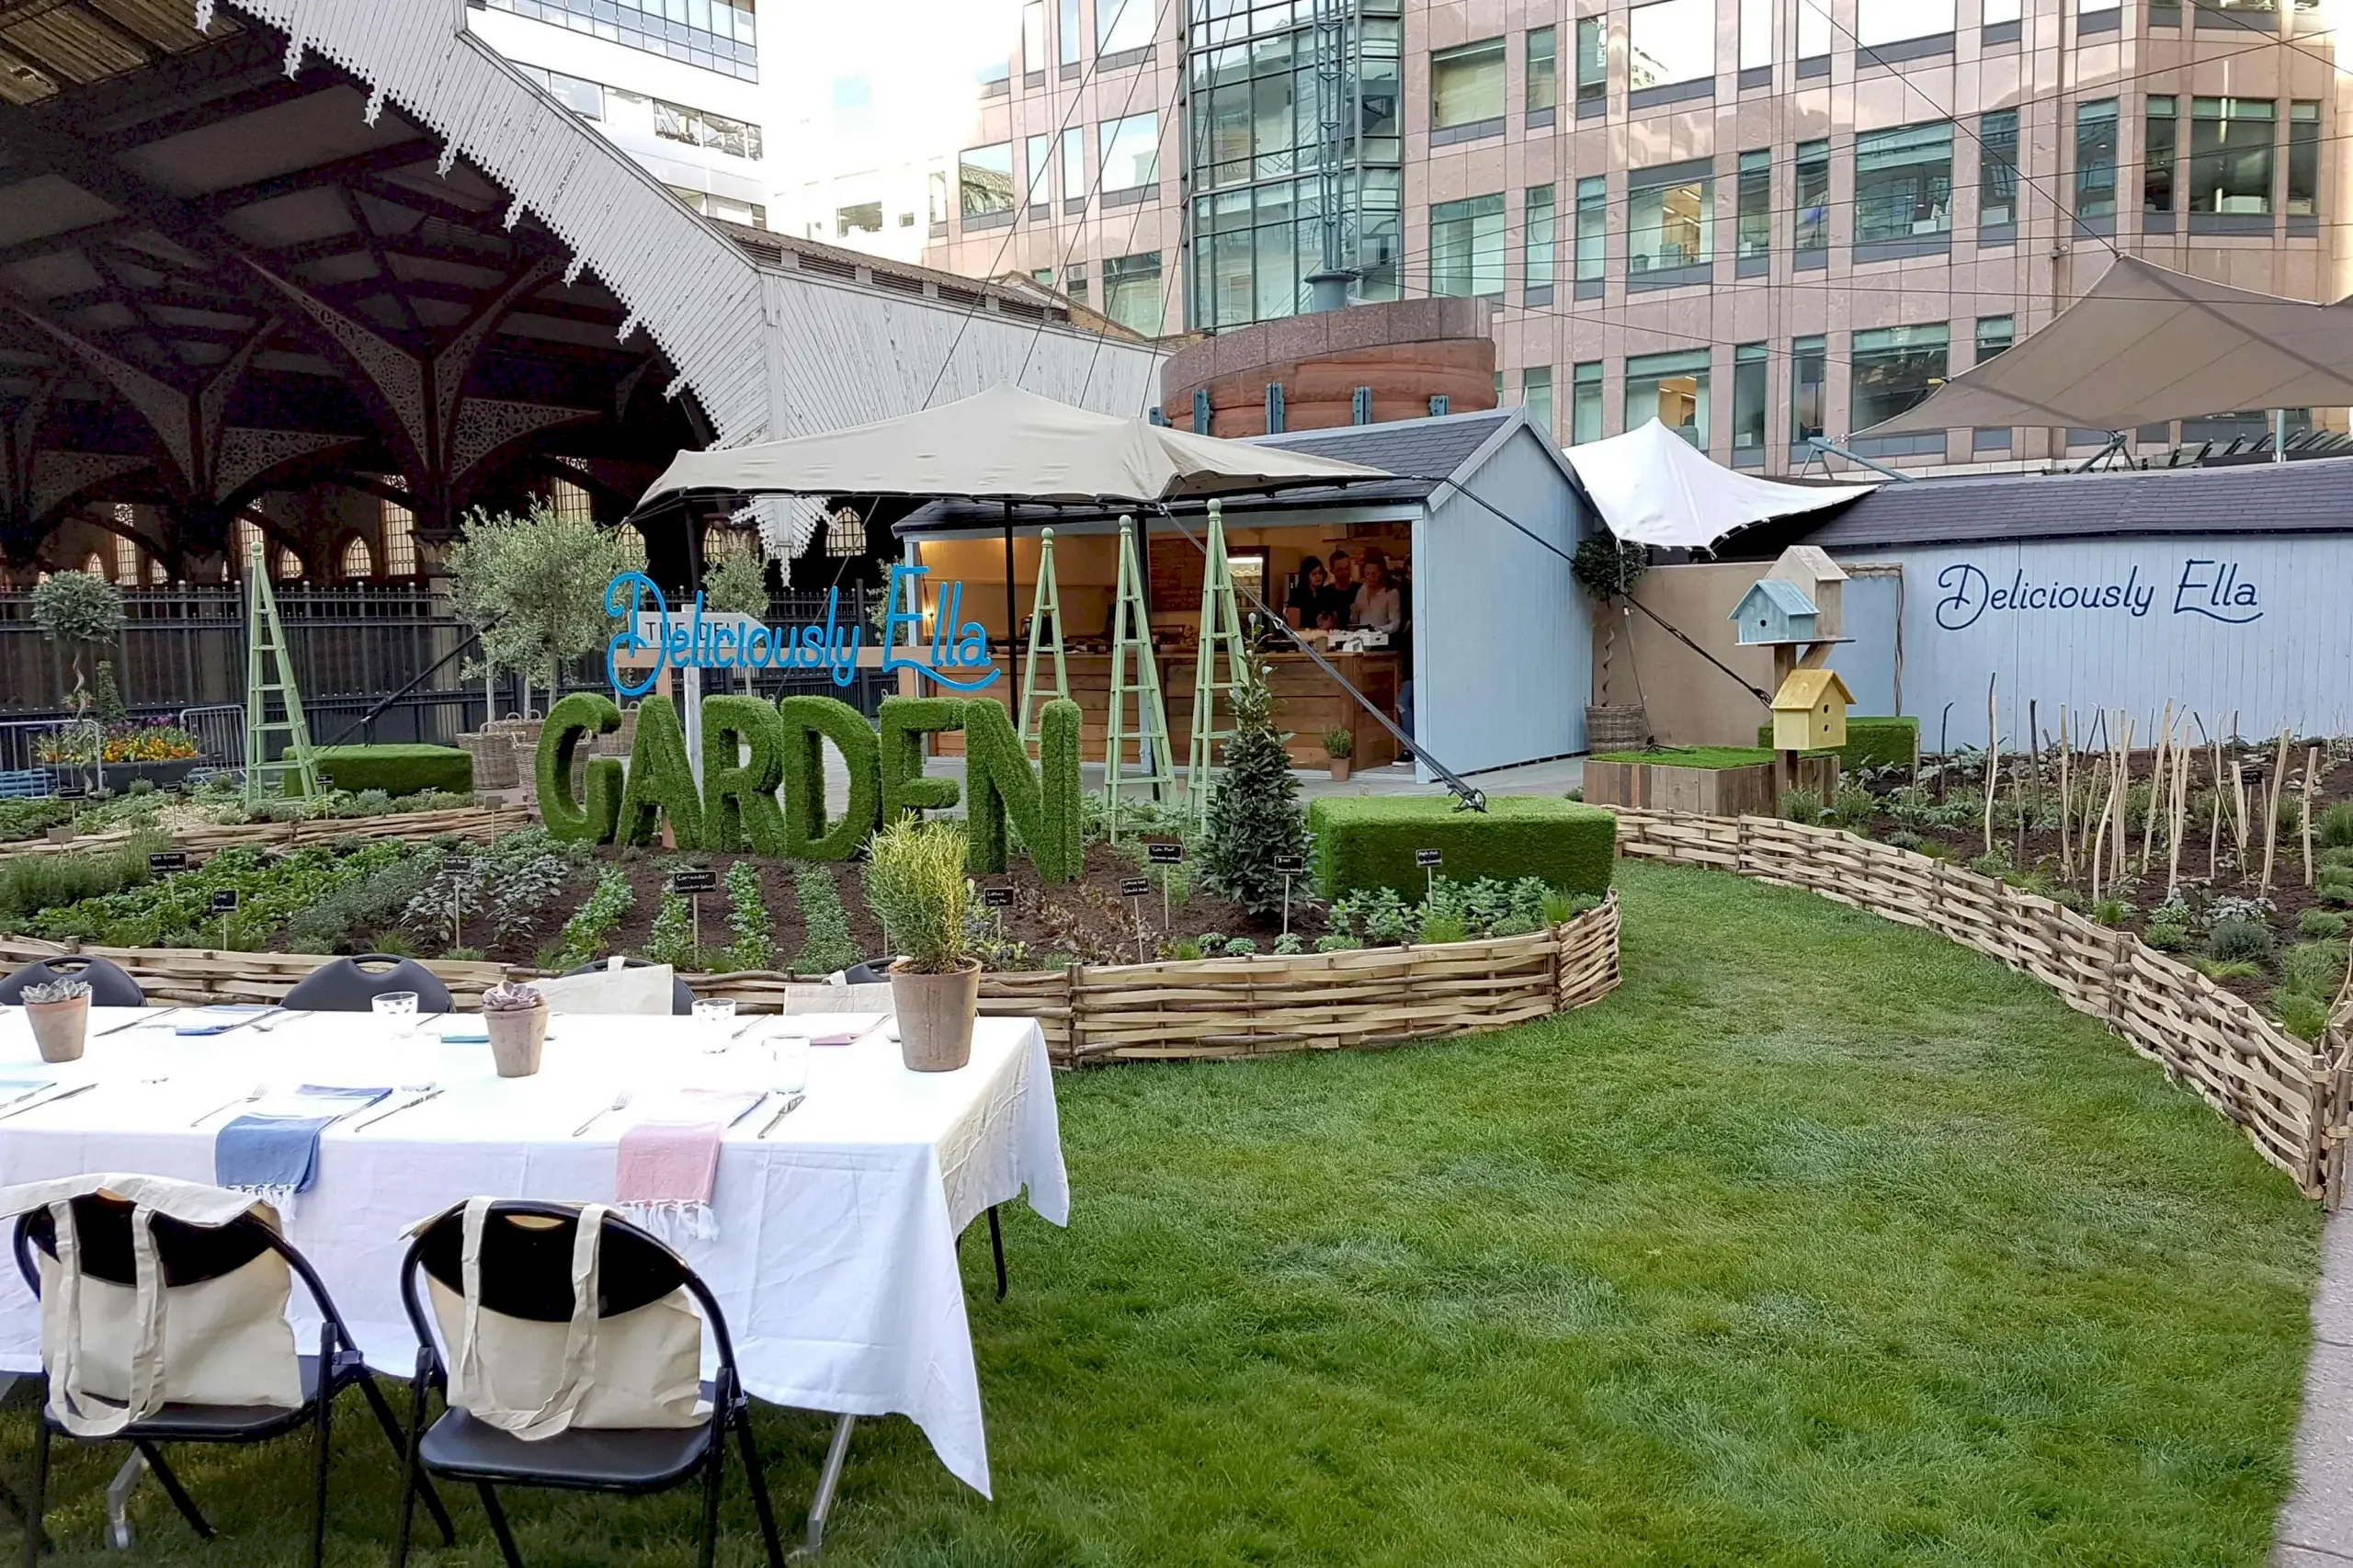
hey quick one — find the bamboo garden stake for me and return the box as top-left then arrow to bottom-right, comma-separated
2231,760 -> 2250,880
2057,705 -> 2073,879
2088,759 -> 2112,903
2261,729 -> 2291,892
2304,744 -> 2322,887
2166,728 -> 2190,902
1984,675 -> 1999,858
2142,699 -> 2173,873
2210,738 -> 2225,881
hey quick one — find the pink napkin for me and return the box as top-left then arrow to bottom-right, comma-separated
614,1090 -> 762,1241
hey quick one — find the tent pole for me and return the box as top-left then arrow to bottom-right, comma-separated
1003,503 -> 1019,663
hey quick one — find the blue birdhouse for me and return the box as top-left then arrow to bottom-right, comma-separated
1729,578 -> 1820,646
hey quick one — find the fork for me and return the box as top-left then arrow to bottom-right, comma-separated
189,1083 -> 268,1128
570,1090 -> 631,1138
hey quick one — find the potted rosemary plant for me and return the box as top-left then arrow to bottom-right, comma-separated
861,818 -> 978,1072
21,977 -> 90,1063
1323,725 -> 1355,783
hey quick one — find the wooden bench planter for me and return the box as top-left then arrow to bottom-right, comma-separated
0,895 -> 1625,1073
1584,754 -> 1836,816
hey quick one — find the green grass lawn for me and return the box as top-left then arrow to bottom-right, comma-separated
3,861 -> 2321,1566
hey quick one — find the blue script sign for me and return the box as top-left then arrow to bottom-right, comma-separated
1934,559 -> 2265,631
603,562 -> 998,699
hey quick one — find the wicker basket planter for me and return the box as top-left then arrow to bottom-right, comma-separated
1585,705 -> 1650,751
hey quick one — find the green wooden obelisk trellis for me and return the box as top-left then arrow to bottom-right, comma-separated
242,540 -> 319,807
1103,517 -> 1173,836
1184,498 -> 1250,822
1016,527 -> 1070,747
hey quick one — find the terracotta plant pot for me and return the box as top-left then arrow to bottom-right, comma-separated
484,1005 -> 548,1078
1327,757 -> 1352,783
890,960 -> 980,1073
26,995 -> 87,1064
42,824 -> 75,846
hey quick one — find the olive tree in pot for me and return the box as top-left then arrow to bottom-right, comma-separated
862,818 -> 978,1072
480,980 -> 548,1077
21,978 -> 89,1064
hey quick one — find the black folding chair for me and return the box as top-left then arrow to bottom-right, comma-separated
0,956 -> 144,1008
392,1201 -> 785,1568
281,955 -> 454,1014
11,1195 -> 455,1568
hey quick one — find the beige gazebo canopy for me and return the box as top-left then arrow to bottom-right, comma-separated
632,382 -> 1385,512
1859,255 -> 2353,435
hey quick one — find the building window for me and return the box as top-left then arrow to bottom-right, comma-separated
1027,134 -> 1052,207
341,534 -> 373,581
1979,110 -> 2018,228
1984,0 -> 2021,20
108,510 -> 136,585
1627,169 -> 1712,276
1625,349 -> 1709,447
961,142 -> 1016,218
1523,366 -> 1554,431
1528,27 -> 1558,114
1099,112 -> 1159,194
1066,263 -> 1087,306
380,481 -> 415,577
2144,97 -> 2176,212
1736,150 -> 1770,258
1740,0 -> 1771,68
1098,0 -> 1152,53
1023,0 -> 1048,72
1105,252 -> 1162,334
1798,0 -> 1831,56
1850,323 -> 1949,430
1854,122 -> 1953,243
1572,361 -> 1603,443
1431,194 -> 1506,296
1628,0 -> 1711,91
653,99 -> 762,160
1975,315 -> 2015,361
518,65 -> 604,119
1524,185 -> 1556,295
1432,40 -> 1506,131
825,506 -> 865,557
2075,99 -> 2119,220
1574,175 -> 1606,285
1858,0 -> 1954,45
481,0 -> 757,82
1795,139 -> 1830,252
927,167 -> 949,225
668,187 -> 767,229
79,550 -> 103,578
1060,0 -> 1080,64
1575,17 -> 1607,105
1732,343 -> 1768,455
835,200 -> 881,239
2290,100 -> 2320,215
549,480 -> 594,526
2188,97 -> 2275,214
1791,335 -> 1826,444
1061,126 -> 1086,200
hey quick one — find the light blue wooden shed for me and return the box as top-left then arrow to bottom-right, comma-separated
1730,577 -> 1822,645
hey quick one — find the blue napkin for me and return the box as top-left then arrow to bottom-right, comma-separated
176,1006 -> 273,1037
215,1085 -> 391,1199
433,1022 -> 490,1044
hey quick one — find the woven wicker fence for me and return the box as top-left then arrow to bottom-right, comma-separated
1608,807 -> 2353,1201
6,805 -> 536,860
0,894 -> 1624,1074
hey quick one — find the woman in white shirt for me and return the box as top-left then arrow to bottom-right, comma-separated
1351,556 -> 1403,635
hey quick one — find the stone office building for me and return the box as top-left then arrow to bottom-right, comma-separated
921,0 -> 2343,472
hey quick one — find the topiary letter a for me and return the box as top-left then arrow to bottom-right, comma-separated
616,694 -> 704,848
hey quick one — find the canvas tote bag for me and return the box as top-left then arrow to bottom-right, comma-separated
422,1199 -> 705,1437
0,1174 -> 301,1438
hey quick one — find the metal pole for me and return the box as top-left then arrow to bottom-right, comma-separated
1003,503 -> 1019,666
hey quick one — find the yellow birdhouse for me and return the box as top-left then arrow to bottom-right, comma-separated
1770,667 -> 1855,751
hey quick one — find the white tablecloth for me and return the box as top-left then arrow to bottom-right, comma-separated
0,1007 -> 1068,1496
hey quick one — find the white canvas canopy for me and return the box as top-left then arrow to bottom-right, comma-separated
1860,255 -> 2353,435
633,382 -> 1384,512
1563,418 -> 1876,549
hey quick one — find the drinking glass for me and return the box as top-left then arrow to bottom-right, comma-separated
372,992 -> 419,1038
693,997 -> 736,1051
769,1034 -> 810,1095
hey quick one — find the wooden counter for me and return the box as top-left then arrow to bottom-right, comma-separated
935,647 -> 1404,769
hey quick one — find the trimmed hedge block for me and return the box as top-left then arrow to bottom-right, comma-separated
965,699 -> 1081,881
538,693 -> 620,843
1309,795 -> 1617,902
1754,714 -> 1919,774
777,696 -> 879,861
616,695 -> 703,848
700,695 -> 789,855
313,744 -> 471,797
1040,698 -> 1084,882
879,697 -> 963,824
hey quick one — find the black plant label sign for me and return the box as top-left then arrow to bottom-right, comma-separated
982,886 -> 1016,908
1147,842 -> 1184,864
149,853 -> 188,873
209,890 -> 240,914
1120,877 -> 1151,899
1274,854 -> 1306,874
1415,848 -> 1443,868
670,869 -> 719,894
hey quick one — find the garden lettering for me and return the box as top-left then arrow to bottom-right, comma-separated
534,690 -> 1086,882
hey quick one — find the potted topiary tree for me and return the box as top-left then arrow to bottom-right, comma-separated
1322,726 -> 1355,783
862,818 -> 978,1072
22,977 -> 90,1063
31,570 -> 125,790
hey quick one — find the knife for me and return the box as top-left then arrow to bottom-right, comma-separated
756,1093 -> 805,1139
355,1085 -> 444,1132
93,1007 -> 182,1038
0,1083 -> 95,1124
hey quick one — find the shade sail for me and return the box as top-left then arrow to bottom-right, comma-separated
1563,419 -> 1876,548
1861,255 -> 2353,435
632,383 -> 1383,513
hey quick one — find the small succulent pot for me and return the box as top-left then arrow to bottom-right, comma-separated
480,981 -> 548,1078
24,993 -> 88,1064
890,960 -> 980,1073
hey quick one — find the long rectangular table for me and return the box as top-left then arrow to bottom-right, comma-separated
0,1006 -> 1068,1501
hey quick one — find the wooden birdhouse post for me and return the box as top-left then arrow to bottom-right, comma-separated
1728,545 -> 1858,801
1772,667 -> 1855,751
